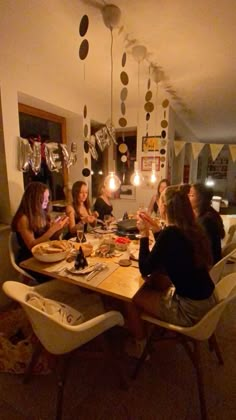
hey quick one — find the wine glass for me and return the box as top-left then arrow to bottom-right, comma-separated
76,222 -> 84,243
104,214 -> 111,231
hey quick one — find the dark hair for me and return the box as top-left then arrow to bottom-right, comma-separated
157,178 -> 170,199
11,182 -> 50,232
72,181 -> 91,212
192,183 -> 213,215
163,185 -> 212,268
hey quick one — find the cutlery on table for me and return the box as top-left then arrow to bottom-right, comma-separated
86,263 -> 107,282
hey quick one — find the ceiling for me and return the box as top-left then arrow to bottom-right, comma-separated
78,0 -> 236,143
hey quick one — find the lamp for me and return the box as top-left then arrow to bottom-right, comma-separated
104,171 -> 121,192
150,162 -> 157,184
130,161 -> 144,187
205,176 -> 215,187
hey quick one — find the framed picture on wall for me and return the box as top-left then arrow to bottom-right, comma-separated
142,136 -> 161,152
141,156 -> 160,171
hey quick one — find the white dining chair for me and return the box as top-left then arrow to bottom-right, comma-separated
2,279 -> 125,420
8,232 -> 36,283
132,273 -> 236,420
209,246 -> 236,284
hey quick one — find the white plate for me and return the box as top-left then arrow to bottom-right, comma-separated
66,264 -> 97,275
94,227 -> 116,234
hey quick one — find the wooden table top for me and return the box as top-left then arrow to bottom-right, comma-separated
20,256 -> 144,302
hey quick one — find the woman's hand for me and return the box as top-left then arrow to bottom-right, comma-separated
138,212 -> 162,234
136,212 -> 149,237
50,215 -> 69,234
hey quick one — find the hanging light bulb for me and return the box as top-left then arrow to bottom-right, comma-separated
150,162 -> 157,184
104,171 -> 121,192
130,161 -> 144,187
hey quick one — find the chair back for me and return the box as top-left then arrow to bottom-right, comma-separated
2,280 -> 124,355
209,247 -> 236,284
8,232 -> 35,281
224,224 -> 236,246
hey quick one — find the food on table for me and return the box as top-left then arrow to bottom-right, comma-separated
33,240 -> 71,255
95,238 -> 116,257
114,236 -> 131,251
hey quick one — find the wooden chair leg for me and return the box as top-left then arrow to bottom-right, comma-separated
192,341 -> 207,420
23,339 -> 43,384
208,334 -> 224,365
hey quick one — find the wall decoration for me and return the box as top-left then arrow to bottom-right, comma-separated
141,156 -> 160,171
120,184 -> 136,200
142,136 -> 161,152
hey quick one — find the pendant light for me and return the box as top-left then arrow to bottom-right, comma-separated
130,45 -> 147,188
102,5 -> 122,191
130,161 -> 144,187
150,162 -> 157,184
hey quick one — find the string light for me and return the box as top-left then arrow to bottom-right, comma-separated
150,162 -> 157,184
130,161 -> 144,187
104,171 -> 121,192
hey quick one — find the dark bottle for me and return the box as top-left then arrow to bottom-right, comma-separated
123,211 -> 129,220
74,246 -> 88,270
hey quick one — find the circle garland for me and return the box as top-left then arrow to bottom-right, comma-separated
144,70 -> 154,137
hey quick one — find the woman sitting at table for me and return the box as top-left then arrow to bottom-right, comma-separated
65,181 -> 98,239
125,185 -> 216,357
147,178 -> 170,216
11,182 -> 68,282
188,183 -> 225,264
93,183 -> 115,223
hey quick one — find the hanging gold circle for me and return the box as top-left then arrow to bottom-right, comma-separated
161,164 -> 165,168
145,91 -> 152,101
82,168 -> 90,177
160,156 -> 166,162
120,71 -> 129,86
147,78 -> 151,89
121,102 -> 126,116
79,39 -> 89,60
119,143 -> 128,153
83,124 -> 88,137
122,52 -> 126,67
120,87 -> 128,101
121,155 -> 127,163
146,112 -> 150,121
83,105 -> 87,119
161,120 -> 168,128
144,102 -> 154,112
119,117 -> 127,127
162,99 -> 169,108
79,15 -> 89,37
84,157 -> 88,166
161,140 -> 167,147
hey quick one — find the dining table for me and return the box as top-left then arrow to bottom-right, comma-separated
20,234 -> 144,302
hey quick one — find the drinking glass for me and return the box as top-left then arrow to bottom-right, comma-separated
104,214 -> 111,230
76,222 -> 84,243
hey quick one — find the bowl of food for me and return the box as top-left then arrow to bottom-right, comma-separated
114,237 -> 131,251
32,240 -> 72,263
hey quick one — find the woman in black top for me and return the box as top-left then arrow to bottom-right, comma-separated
188,183 -> 225,263
93,184 -> 115,222
11,182 -> 68,282
126,185 -> 216,349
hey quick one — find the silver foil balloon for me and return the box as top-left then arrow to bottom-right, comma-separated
88,135 -> 98,160
106,120 -> 117,144
30,141 -> 41,175
95,127 -> 111,152
18,137 -> 31,172
44,142 -> 61,172
60,143 -> 77,168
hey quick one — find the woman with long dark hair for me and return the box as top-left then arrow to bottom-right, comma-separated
65,181 -> 98,238
188,183 -> 225,263
147,178 -> 170,216
11,182 -> 68,279
125,185 -> 216,356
